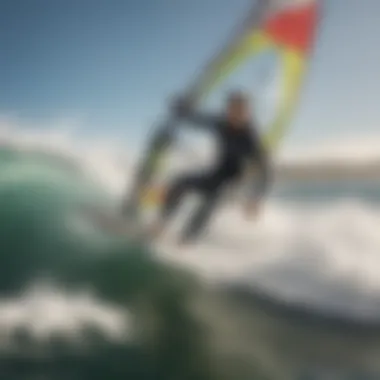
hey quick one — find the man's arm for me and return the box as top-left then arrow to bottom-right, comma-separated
182,110 -> 220,131
172,95 -> 220,132
246,127 -> 272,210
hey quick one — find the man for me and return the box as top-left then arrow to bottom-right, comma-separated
150,90 -> 271,245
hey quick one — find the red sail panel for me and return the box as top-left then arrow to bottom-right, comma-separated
263,1 -> 318,52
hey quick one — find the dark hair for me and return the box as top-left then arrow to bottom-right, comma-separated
227,90 -> 248,104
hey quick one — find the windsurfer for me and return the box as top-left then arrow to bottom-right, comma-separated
149,91 -> 271,245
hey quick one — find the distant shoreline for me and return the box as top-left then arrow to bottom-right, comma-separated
276,161 -> 380,181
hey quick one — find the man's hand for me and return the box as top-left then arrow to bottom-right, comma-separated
171,94 -> 194,117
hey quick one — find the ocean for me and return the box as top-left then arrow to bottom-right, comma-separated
0,128 -> 380,380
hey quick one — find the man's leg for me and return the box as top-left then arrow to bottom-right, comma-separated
180,187 -> 221,244
149,172 -> 206,239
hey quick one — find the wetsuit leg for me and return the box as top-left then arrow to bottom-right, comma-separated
160,172 -> 210,222
181,187 -> 221,242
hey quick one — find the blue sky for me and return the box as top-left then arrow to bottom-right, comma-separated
1,0 -> 380,147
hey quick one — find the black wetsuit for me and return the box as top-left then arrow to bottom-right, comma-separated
160,112 -> 270,242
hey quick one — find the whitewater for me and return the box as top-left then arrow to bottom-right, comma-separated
1,120 -> 380,319
2,120 -> 380,379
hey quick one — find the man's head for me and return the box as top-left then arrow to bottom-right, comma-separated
226,91 -> 251,127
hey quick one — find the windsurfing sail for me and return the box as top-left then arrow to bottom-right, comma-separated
123,0 -> 320,216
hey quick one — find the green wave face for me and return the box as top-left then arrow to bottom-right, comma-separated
0,146 -> 225,380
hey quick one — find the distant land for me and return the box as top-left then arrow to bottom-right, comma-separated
276,160 -> 380,181
276,136 -> 380,180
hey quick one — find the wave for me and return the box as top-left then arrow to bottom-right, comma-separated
0,141 -> 220,379
1,126 -> 380,379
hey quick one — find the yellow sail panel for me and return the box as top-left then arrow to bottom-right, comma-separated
264,48 -> 305,149
194,32 -> 273,103
261,0 -> 319,149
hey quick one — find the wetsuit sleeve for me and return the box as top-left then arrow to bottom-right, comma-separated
178,110 -> 220,132
172,96 -> 220,132
247,128 -> 272,201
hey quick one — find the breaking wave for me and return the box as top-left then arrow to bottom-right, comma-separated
1,125 -> 380,379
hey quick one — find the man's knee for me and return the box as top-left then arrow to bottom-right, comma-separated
174,173 -> 204,191
169,177 -> 189,196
